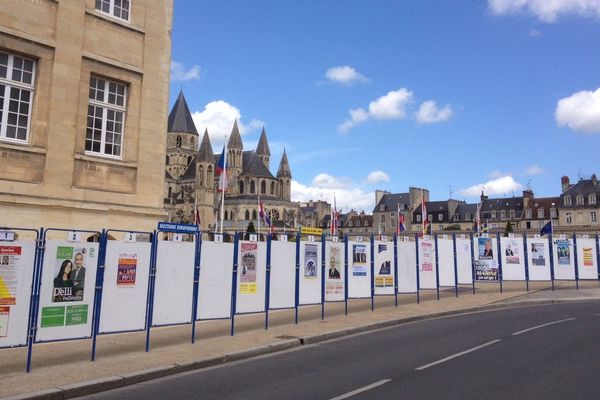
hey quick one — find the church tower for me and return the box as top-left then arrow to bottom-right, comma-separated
227,120 -> 243,195
276,149 -> 292,201
166,91 -> 198,179
256,127 -> 270,169
195,129 -> 215,230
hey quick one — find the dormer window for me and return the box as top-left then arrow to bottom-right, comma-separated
564,196 -> 572,206
589,194 -> 597,205
537,208 -> 544,218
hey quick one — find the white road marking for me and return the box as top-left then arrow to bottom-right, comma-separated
511,318 -> 576,336
415,339 -> 501,371
329,379 -> 392,400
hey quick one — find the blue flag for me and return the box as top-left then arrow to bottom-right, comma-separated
540,221 -> 552,236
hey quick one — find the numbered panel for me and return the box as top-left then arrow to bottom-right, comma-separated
348,241 -> 371,298
236,241 -> 267,314
299,241 -> 322,305
374,240 -> 395,295
325,242 -> 345,302
500,237 -> 526,281
197,241 -> 233,320
269,241 -> 296,309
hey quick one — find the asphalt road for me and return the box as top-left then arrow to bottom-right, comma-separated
78,301 -> 600,400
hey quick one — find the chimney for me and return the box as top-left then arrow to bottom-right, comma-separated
375,190 -> 389,207
480,190 -> 488,202
561,176 -> 570,193
522,190 -> 533,208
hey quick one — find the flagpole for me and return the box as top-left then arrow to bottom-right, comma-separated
219,139 -> 227,235
421,188 -> 425,236
257,192 -> 261,235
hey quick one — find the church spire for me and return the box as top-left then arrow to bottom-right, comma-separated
277,148 -> 291,178
197,128 -> 214,163
256,127 -> 270,156
167,91 -> 198,135
227,119 -> 243,149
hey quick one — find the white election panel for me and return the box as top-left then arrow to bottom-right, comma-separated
419,238 -> 437,290
374,241 -> 394,295
36,241 -> 99,342
325,242 -> 345,302
437,238 -> 455,287
0,241 -> 36,348
269,241 -> 296,309
456,237 -> 473,284
197,241 -> 233,319
348,241 -> 371,298
236,241 -> 267,314
299,241 -> 322,305
500,237 -> 526,281
99,241 -> 151,333
553,239 -> 575,280
474,237 -> 499,281
397,239 -> 417,293
527,238 -> 551,281
576,238 -> 598,280
153,240 -> 195,326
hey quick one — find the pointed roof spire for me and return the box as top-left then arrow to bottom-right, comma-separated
197,128 -> 214,163
227,119 -> 243,149
256,127 -> 270,156
277,148 -> 291,178
167,91 -> 198,135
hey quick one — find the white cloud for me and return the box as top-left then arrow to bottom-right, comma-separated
292,179 -> 374,212
311,173 -> 352,190
324,66 -> 369,85
555,88 -> 600,133
488,0 -> 600,22
459,176 -> 524,197
171,61 -> 201,82
339,88 -> 413,133
416,100 -> 453,124
526,164 -> 544,175
191,100 -> 264,148
365,170 -> 391,184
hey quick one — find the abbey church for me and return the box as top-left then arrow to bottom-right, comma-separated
164,92 -> 298,231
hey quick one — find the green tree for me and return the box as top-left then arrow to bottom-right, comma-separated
504,221 -> 513,237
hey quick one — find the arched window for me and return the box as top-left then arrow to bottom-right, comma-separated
239,180 -> 244,194
270,182 -> 275,195
190,137 -> 195,149
564,196 -> 572,206
245,210 -> 250,220
250,180 -> 256,194
207,165 -> 213,181
589,194 -> 596,205
261,180 -> 266,194
167,187 -> 172,198
252,210 -> 257,220
176,135 -> 182,148
198,166 -> 204,185
576,195 -> 584,206
166,155 -> 169,165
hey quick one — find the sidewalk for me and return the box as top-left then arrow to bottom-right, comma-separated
2,280 -> 598,399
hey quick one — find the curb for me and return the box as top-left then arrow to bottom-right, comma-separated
6,297 -> 599,400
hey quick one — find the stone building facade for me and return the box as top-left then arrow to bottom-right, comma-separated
0,0 -> 173,232
164,92 -> 298,231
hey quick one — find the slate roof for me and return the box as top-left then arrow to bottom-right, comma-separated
277,149 -> 292,178
454,203 -> 478,220
559,175 -> 600,208
165,170 -> 175,181
373,193 -> 411,213
167,91 -> 198,135
197,129 -> 214,163
481,197 -> 524,211
227,120 -> 243,149
256,128 -> 270,156
240,151 -> 275,179
180,159 -> 196,181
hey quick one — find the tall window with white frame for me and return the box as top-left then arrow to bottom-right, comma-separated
0,51 -> 35,143
96,0 -> 131,21
86,76 -> 127,157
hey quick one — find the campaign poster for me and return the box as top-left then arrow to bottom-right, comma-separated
240,243 -> 257,294
326,246 -> 343,295
504,239 -> 520,264
40,304 -> 88,328
0,306 -> 9,337
375,244 -> 393,288
0,246 -> 21,306
583,248 -> 594,267
556,240 -> 571,265
116,253 -> 138,287
476,237 -> 498,281
421,241 -> 433,272
304,244 -> 318,278
531,242 -> 546,266
52,246 -> 91,302
352,244 -> 367,276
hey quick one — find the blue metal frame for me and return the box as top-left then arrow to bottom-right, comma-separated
91,229 -> 107,361
145,231 -> 158,352
434,234 -> 440,301
294,232 -> 300,324
548,233 -> 555,291
596,234 -> 600,288
496,233 -> 503,293
470,233 -> 476,294
370,234 -> 375,310
230,233 -> 239,336
190,232 -> 202,343
415,234 -> 420,304
264,233 -> 272,329
320,234 -> 326,319
344,234 -> 349,315
523,233 -> 530,292
573,233 -> 579,290
393,234 -> 399,307
452,233 -> 459,298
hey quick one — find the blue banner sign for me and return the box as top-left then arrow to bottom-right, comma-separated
157,222 -> 199,233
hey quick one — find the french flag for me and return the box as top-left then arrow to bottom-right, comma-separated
216,145 -> 227,192
259,202 -> 272,231
397,210 -> 406,234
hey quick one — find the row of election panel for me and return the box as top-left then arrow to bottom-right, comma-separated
1,227 -> 599,351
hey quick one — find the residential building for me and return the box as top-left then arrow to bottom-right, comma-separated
372,187 -> 428,234
558,174 -> 600,229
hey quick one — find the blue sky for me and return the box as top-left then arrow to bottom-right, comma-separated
169,0 -> 600,212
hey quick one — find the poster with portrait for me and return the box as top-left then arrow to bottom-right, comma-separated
240,242 -> 257,294
421,241 -> 433,272
52,246 -> 92,302
503,239 -> 520,264
556,240 -> 571,265
325,244 -> 344,301
116,253 -> 138,287
304,244 -> 318,278
352,244 -> 367,276
475,237 -> 498,281
531,242 -> 546,266
0,246 -> 22,306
